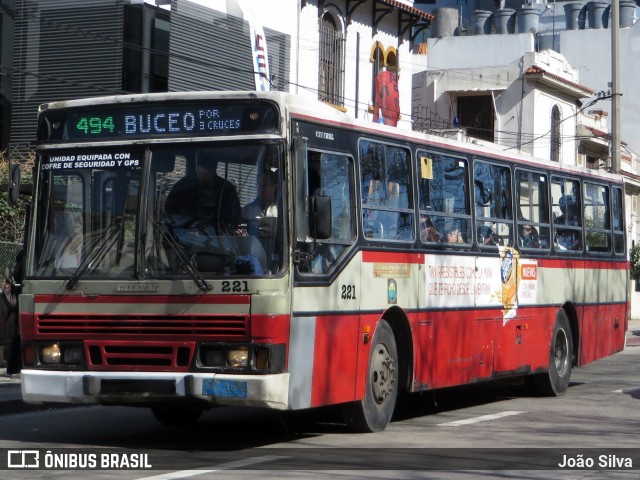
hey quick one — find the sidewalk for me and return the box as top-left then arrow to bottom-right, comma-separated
626,319 -> 640,347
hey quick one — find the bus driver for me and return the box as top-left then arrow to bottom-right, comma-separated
165,152 -> 241,234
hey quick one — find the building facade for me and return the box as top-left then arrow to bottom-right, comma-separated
0,0 -> 433,155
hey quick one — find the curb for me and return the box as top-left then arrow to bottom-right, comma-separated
626,335 -> 640,347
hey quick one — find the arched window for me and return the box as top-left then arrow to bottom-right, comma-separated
386,47 -> 398,72
550,105 -> 561,162
370,42 -> 385,105
318,11 -> 345,106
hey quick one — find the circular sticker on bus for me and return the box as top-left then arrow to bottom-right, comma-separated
388,279 -> 397,304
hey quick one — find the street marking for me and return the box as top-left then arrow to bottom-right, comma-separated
134,455 -> 287,480
438,410 -> 526,427
613,386 -> 640,394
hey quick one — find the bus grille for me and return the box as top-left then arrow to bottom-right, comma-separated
86,342 -> 193,370
35,313 -> 250,339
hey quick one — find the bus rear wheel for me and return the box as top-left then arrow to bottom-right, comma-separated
342,319 -> 398,432
530,309 -> 573,396
151,404 -> 204,427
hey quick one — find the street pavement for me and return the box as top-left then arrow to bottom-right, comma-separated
2,319 -> 640,416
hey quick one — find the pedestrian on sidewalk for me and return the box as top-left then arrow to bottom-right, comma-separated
1,250 -> 23,375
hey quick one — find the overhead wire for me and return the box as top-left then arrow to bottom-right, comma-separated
0,1 -> 619,151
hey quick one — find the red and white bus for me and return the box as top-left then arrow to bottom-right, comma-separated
15,91 -> 628,432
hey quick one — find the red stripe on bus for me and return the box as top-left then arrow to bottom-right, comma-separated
34,294 -> 251,305
537,258 -> 627,270
361,251 -> 424,264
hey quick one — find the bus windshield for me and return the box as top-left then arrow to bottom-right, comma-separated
33,143 -> 284,282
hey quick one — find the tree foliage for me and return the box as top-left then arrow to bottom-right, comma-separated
0,149 -> 34,244
630,243 -> 640,281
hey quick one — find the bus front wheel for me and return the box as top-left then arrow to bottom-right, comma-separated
530,309 -> 573,396
342,319 -> 398,432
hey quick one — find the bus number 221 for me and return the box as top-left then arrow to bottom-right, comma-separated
221,281 -> 249,293
341,284 -> 356,300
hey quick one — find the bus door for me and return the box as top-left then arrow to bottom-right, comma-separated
291,133 -> 359,408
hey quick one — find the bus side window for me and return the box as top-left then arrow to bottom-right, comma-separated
297,151 -> 355,275
551,176 -> 583,253
612,187 -> 625,255
584,182 -> 611,253
417,151 -> 471,245
515,168 -> 550,250
360,140 -> 414,241
473,159 -> 513,247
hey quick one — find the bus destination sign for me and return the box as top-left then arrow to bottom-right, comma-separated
41,101 -> 279,142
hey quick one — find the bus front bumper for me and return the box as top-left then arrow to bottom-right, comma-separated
20,370 -> 290,410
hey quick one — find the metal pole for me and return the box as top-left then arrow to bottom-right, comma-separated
355,32 -> 360,118
611,0 -> 621,174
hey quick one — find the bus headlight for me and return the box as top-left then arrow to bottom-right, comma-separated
198,343 -> 285,372
227,347 -> 249,367
41,343 -> 62,364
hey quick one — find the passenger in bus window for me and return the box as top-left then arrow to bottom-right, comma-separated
555,195 -> 579,226
478,224 -> 500,246
242,170 -> 278,236
520,224 -> 540,248
445,228 -> 464,243
420,216 -> 440,242
555,230 -> 581,251
165,153 -> 241,234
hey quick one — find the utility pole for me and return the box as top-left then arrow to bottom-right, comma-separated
611,0 -> 621,174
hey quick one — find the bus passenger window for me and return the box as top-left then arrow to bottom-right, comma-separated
417,151 -> 470,246
360,139 -> 414,241
551,176 -> 582,253
515,169 -> 550,251
473,160 -> 513,247
584,182 -> 611,253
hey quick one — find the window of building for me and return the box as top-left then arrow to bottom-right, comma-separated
150,17 -> 170,92
123,5 -> 144,92
122,4 -> 169,93
551,105 -> 561,162
370,42 -> 385,106
318,11 -> 345,107
457,96 -> 494,143
370,44 -> 400,125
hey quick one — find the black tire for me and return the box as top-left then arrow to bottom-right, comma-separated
151,404 -> 204,427
342,320 -> 398,432
530,309 -> 573,396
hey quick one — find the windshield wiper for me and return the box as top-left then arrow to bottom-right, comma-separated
65,216 -> 124,290
153,217 -> 212,292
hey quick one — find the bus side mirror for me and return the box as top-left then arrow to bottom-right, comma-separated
310,195 -> 331,240
8,163 -> 20,206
